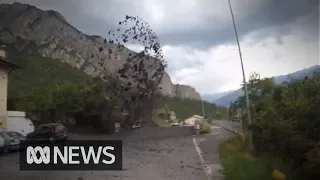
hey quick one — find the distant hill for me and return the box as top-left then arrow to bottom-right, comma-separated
202,90 -> 234,102
213,65 -> 320,107
273,65 -> 320,84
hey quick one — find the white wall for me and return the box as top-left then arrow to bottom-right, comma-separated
0,67 -> 8,130
185,118 -> 197,126
6,111 -> 34,136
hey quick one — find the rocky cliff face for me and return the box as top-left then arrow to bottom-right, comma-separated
159,72 -> 201,100
159,72 -> 175,97
0,3 -> 132,77
0,2 -> 201,100
175,84 -> 201,100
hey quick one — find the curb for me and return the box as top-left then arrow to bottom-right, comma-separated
210,123 -> 241,135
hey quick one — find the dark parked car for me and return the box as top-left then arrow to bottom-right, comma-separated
0,131 -> 26,153
0,134 -> 5,154
26,123 -> 68,143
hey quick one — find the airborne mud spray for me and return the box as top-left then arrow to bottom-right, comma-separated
100,15 -> 167,128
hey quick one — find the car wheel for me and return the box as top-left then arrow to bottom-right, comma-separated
3,146 -> 9,153
49,137 -> 55,143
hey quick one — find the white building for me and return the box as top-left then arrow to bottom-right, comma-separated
169,111 -> 176,122
183,115 -> 204,126
0,45 -> 19,130
1,111 -> 34,136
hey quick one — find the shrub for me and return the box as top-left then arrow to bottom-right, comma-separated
199,120 -> 211,134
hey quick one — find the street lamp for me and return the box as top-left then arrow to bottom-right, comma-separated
227,0 -> 254,152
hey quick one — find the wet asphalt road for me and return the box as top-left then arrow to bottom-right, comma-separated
0,127 -> 208,180
211,120 -> 241,133
195,125 -> 237,179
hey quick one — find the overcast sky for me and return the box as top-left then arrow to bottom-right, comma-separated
2,0 -> 320,95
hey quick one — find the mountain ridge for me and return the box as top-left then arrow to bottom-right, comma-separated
211,65 -> 320,106
202,90 -> 234,102
0,2 -> 201,100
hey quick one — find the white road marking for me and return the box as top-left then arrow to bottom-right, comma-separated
192,136 -> 213,180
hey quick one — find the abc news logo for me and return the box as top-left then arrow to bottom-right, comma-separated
20,140 -> 122,170
26,146 -> 116,164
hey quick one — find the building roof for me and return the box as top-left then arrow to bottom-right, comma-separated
0,57 -> 20,69
183,115 -> 204,122
192,115 -> 204,119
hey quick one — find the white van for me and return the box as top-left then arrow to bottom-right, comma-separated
7,111 -> 34,136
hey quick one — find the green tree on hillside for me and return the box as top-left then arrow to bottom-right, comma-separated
14,79 -> 118,132
232,71 -> 320,179
155,95 -> 228,120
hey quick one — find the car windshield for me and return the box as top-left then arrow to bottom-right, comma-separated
7,132 -> 22,137
55,125 -> 65,131
35,125 -> 52,131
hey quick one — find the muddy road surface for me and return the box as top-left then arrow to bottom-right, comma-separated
0,126 -> 209,180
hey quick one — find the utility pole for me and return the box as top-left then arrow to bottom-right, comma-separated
201,99 -> 205,118
227,0 -> 254,152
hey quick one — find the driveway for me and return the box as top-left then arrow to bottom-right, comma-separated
0,127 -> 208,180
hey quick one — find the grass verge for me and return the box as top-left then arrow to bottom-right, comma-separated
219,136 -> 271,180
219,135 -> 295,180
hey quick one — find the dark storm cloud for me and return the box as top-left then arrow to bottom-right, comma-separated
240,0 -> 319,37
0,0 -> 117,35
158,0 -> 319,48
1,0 -> 318,49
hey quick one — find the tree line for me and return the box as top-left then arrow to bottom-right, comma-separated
155,95 -> 229,120
229,71 -> 320,179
